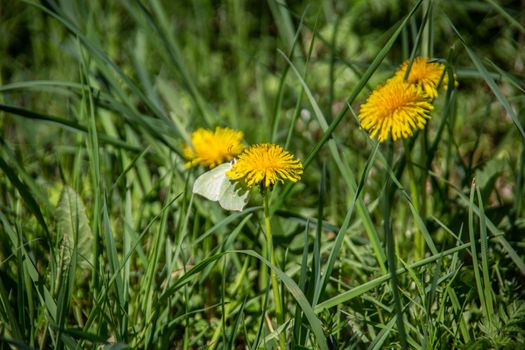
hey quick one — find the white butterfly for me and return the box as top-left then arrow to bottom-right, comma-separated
192,162 -> 249,211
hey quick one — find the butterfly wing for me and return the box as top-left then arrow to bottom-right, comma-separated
218,179 -> 249,211
193,163 -> 232,201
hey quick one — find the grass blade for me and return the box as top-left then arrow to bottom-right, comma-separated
468,181 -> 489,323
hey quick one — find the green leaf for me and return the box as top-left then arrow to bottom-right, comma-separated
475,157 -> 509,200
56,186 -> 94,271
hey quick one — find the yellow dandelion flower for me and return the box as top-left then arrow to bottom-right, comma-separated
392,56 -> 447,99
183,127 -> 244,168
358,79 -> 433,142
226,144 -> 303,189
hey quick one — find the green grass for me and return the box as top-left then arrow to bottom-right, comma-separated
1,0 -> 525,349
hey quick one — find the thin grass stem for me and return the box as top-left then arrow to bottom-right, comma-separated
403,139 -> 424,260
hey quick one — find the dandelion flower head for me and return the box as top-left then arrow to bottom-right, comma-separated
392,56 -> 447,99
183,127 -> 244,168
226,144 -> 303,189
358,79 -> 433,142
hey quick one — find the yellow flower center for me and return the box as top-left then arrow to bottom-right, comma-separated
227,144 -> 303,189
359,79 -> 433,142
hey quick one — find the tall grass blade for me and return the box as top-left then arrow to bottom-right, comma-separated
233,250 -> 328,350
484,0 -> 525,34
456,34 -> 525,140
468,181 -> 489,322
368,315 -> 397,350
315,242 -> 471,312
0,155 -> 50,241
317,143 -> 381,304
0,104 -> 141,152
476,185 -> 494,321
279,51 -> 387,273
435,174 -> 525,274
300,0 -> 424,169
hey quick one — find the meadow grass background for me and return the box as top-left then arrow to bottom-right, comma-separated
1,0 -> 525,349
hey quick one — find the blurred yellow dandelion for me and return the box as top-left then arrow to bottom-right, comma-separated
358,79 -> 433,142
392,56 -> 447,99
183,127 -> 244,168
227,144 -> 303,189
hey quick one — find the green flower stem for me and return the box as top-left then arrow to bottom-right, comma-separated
263,191 -> 286,349
385,141 -> 408,350
403,140 -> 424,260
